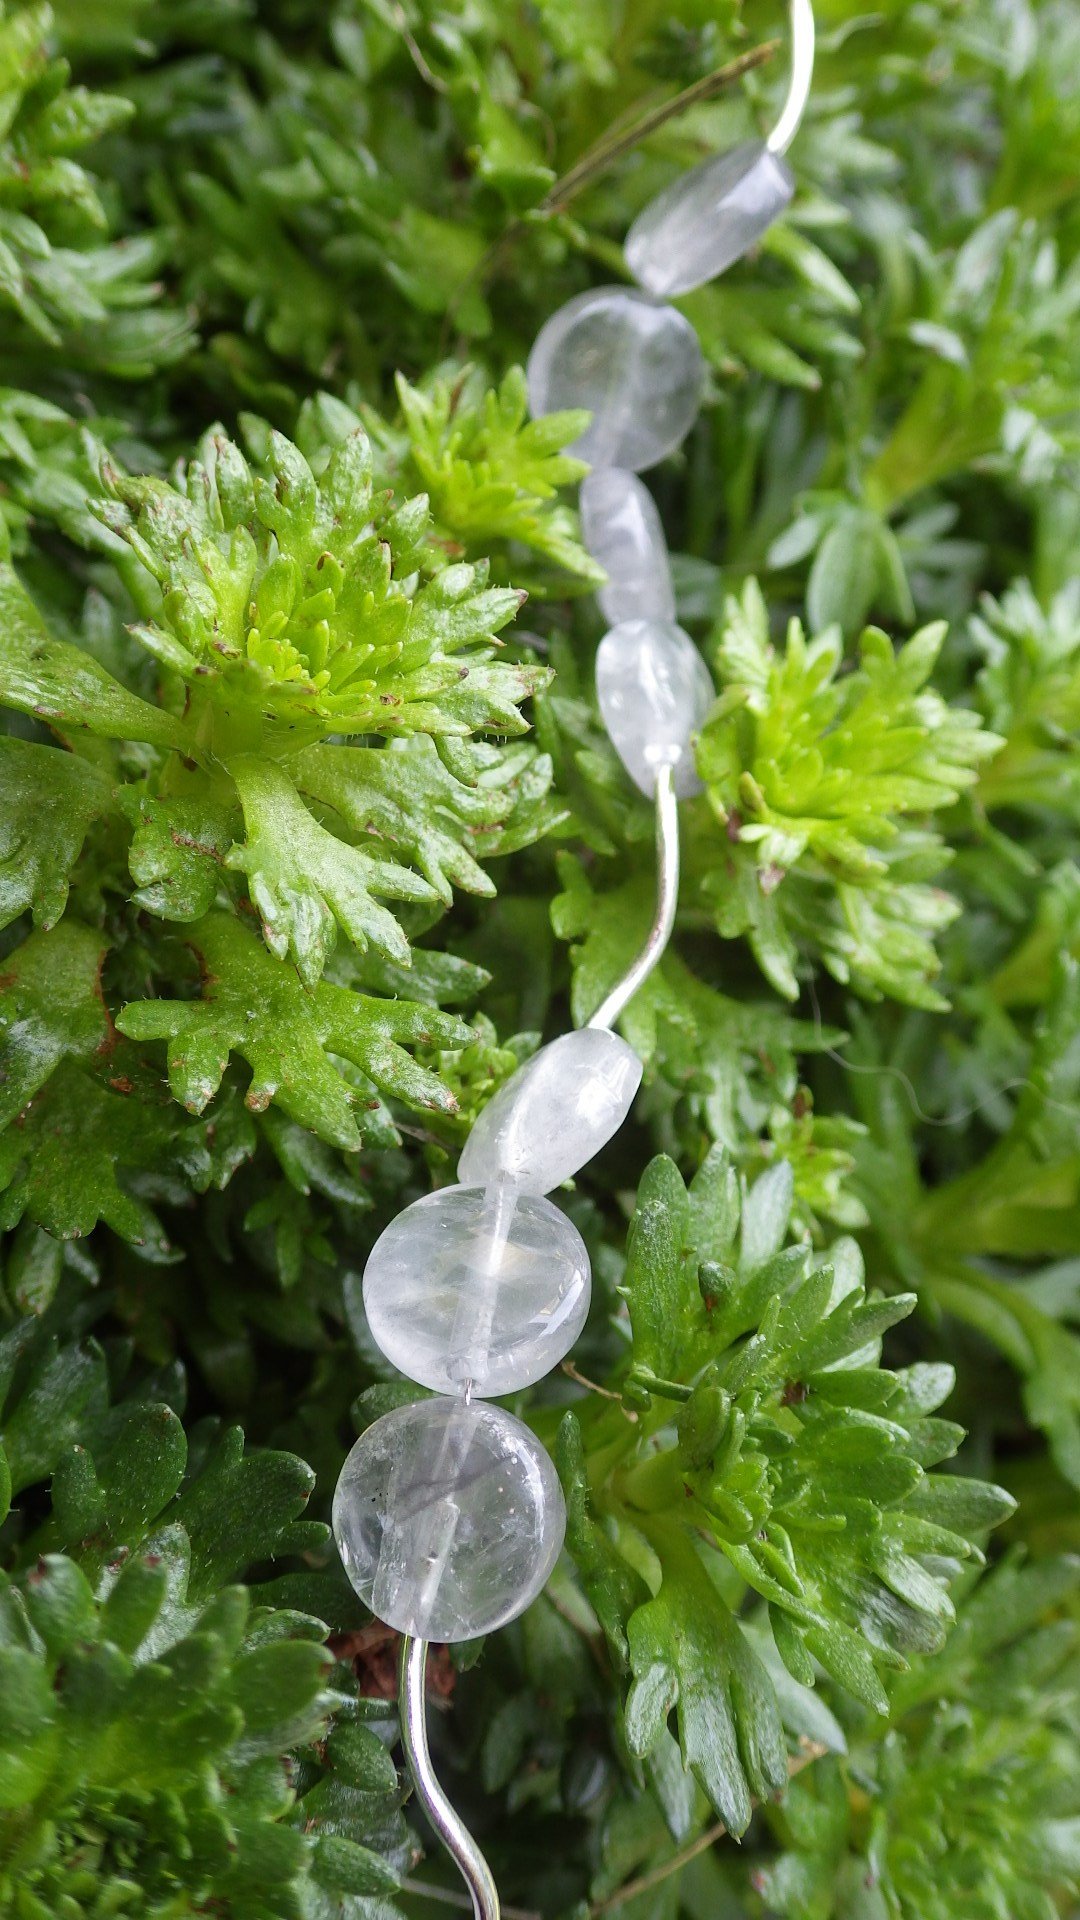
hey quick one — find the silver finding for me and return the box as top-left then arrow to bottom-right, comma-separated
399,1634 -> 501,1920
587,760 -> 680,1033
767,0 -> 815,155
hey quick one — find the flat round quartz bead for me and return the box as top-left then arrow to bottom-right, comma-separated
333,1396 -> 565,1643
579,470 -> 676,626
363,1184 -> 591,1396
526,287 -> 704,472
459,1028 -> 642,1196
596,619 -> 713,798
625,140 -> 795,299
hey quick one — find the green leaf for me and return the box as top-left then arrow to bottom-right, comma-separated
625,1531 -> 787,1836
0,921 -> 110,1128
695,583 -> 1002,1006
311,1833 -> 401,1896
97,425 -> 542,745
0,1059 -> 179,1253
163,1425 -> 320,1601
120,783 -> 236,921
116,911 -> 472,1150
622,1155 -> 693,1380
555,1412 -> 647,1669
0,737 -> 111,931
296,735 -> 558,907
0,562 -> 189,749
394,364 -> 600,581
227,754 -> 436,982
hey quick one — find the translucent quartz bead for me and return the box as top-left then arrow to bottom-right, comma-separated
334,1396 -> 565,1642
579,469 -> 676,626
458,1029 -> 642,1196
363,1184 -> 591,1396
596,618 -> 713,798
526,287 -> 704,472
625,141 -> 795,298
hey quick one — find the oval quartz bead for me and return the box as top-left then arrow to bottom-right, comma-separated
579,469 -> 676,626
363,1183 -> 591,1396
625,140 -> 795,298
596,618 -> 713,798
334,1396 -> 565,1643
458,1028 -> 643,1196
526,286 -> 704,472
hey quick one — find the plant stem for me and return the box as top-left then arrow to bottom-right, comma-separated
541,42 -> 779,214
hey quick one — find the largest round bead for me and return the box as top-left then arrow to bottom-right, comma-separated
333,1396 -> 566,1642
526,287 -> 704,472
362,1184 -> 591,1396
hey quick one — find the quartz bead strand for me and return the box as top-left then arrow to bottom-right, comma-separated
334,11 -> 818,1913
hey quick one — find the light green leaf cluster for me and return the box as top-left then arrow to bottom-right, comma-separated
695,581 -> 1003,1008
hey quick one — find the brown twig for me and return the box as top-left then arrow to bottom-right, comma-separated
587,1739 -> 829,1917
540,40 -> 780,215
391,2 -> 450,93
562,1358 -> 639,1418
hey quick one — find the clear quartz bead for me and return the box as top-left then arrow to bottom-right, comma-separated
526,287 -> 704,472
596,618 -> 713,798
625,140 -> 795,298
458,1029 -> 642,1196
579,470 -> 676,626
362,1183 -> 591,1396
333,1396 -> 565,1643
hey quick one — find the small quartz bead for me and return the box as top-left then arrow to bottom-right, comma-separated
625,140 -> 795,299
458,1028 -> 643,1196
526,286 -> 704,472
363,1183 -> 591,1396
579,469 -> 676,626
334,1396 -> 565,1643
596,618 -> 713,798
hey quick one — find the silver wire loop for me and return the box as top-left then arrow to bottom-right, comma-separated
587,761 -> 680,1034
767,0 -> 815,155
399,1634 -> 501,1920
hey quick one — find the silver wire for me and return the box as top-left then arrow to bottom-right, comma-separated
767,0 -> 815,155
399,1635 -> 501,1920
587,761 -> 680,1034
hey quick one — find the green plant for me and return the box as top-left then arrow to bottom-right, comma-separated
1,0 -> 1079,1914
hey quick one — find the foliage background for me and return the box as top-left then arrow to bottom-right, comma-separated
0,0 -> 1078,1916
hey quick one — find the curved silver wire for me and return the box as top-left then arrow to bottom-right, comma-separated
399,1634 -> 500,1920
767,0 -> 815,155
588,761 -> 680,1033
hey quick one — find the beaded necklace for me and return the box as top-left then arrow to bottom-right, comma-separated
333,9 -> 815,1912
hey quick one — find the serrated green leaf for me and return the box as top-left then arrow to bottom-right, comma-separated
0,562 -> 189,749
0,737 -> 111,931
117,911 -> 472,1150
625,1532 -> 787,1835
